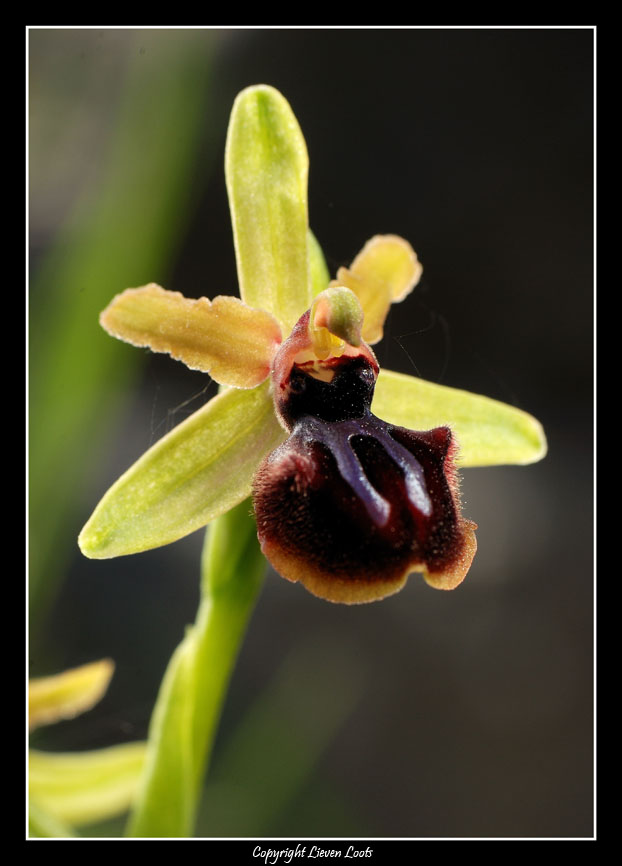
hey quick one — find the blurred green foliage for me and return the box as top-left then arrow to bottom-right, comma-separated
74,638 -> 365,838
29,31 -> 213,630
198,638 -> 364,837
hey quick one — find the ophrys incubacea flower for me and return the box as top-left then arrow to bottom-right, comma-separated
79,85 -> 546,604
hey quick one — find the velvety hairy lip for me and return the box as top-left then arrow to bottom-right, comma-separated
254,337 -> 477,604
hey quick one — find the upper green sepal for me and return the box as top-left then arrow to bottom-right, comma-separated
225,85 -> 311,334
372,368 -> 547,467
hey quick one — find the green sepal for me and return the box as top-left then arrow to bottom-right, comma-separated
225,85 -> 311,334
79,382 -> 285,559
29,742 -> 147,827
372,368 -> 547,467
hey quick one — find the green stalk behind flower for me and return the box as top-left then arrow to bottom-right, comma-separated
126,500 -> 265,838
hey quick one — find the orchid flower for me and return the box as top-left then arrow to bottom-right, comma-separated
79,85 -> 546,605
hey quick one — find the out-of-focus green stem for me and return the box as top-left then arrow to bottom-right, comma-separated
126,500 -> 265,838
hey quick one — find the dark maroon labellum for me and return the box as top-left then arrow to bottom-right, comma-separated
254,344 -> 476,604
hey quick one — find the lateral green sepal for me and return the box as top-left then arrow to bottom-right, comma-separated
372,368 -> 547,467
79,382 -> 285,558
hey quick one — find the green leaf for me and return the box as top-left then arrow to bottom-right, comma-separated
79,382 -> 285,559
225,85 -> 311,334
29,798 -> 76,838
372,368 -> 547,467
29,743 -> 147,827
126,501 -> 266,838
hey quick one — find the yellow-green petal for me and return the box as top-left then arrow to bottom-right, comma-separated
225,85 -> 311,333
372,369 -> 547,467
29,742 -> 147,827
29,659 -> 114,731
331,235 -> 423,345
79,383 -> 285,559
100,284 -> 282,389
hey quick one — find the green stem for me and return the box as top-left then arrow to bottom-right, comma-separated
125,500 -> 265,838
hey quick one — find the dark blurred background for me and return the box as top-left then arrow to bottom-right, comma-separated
29,29 -> 593,838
